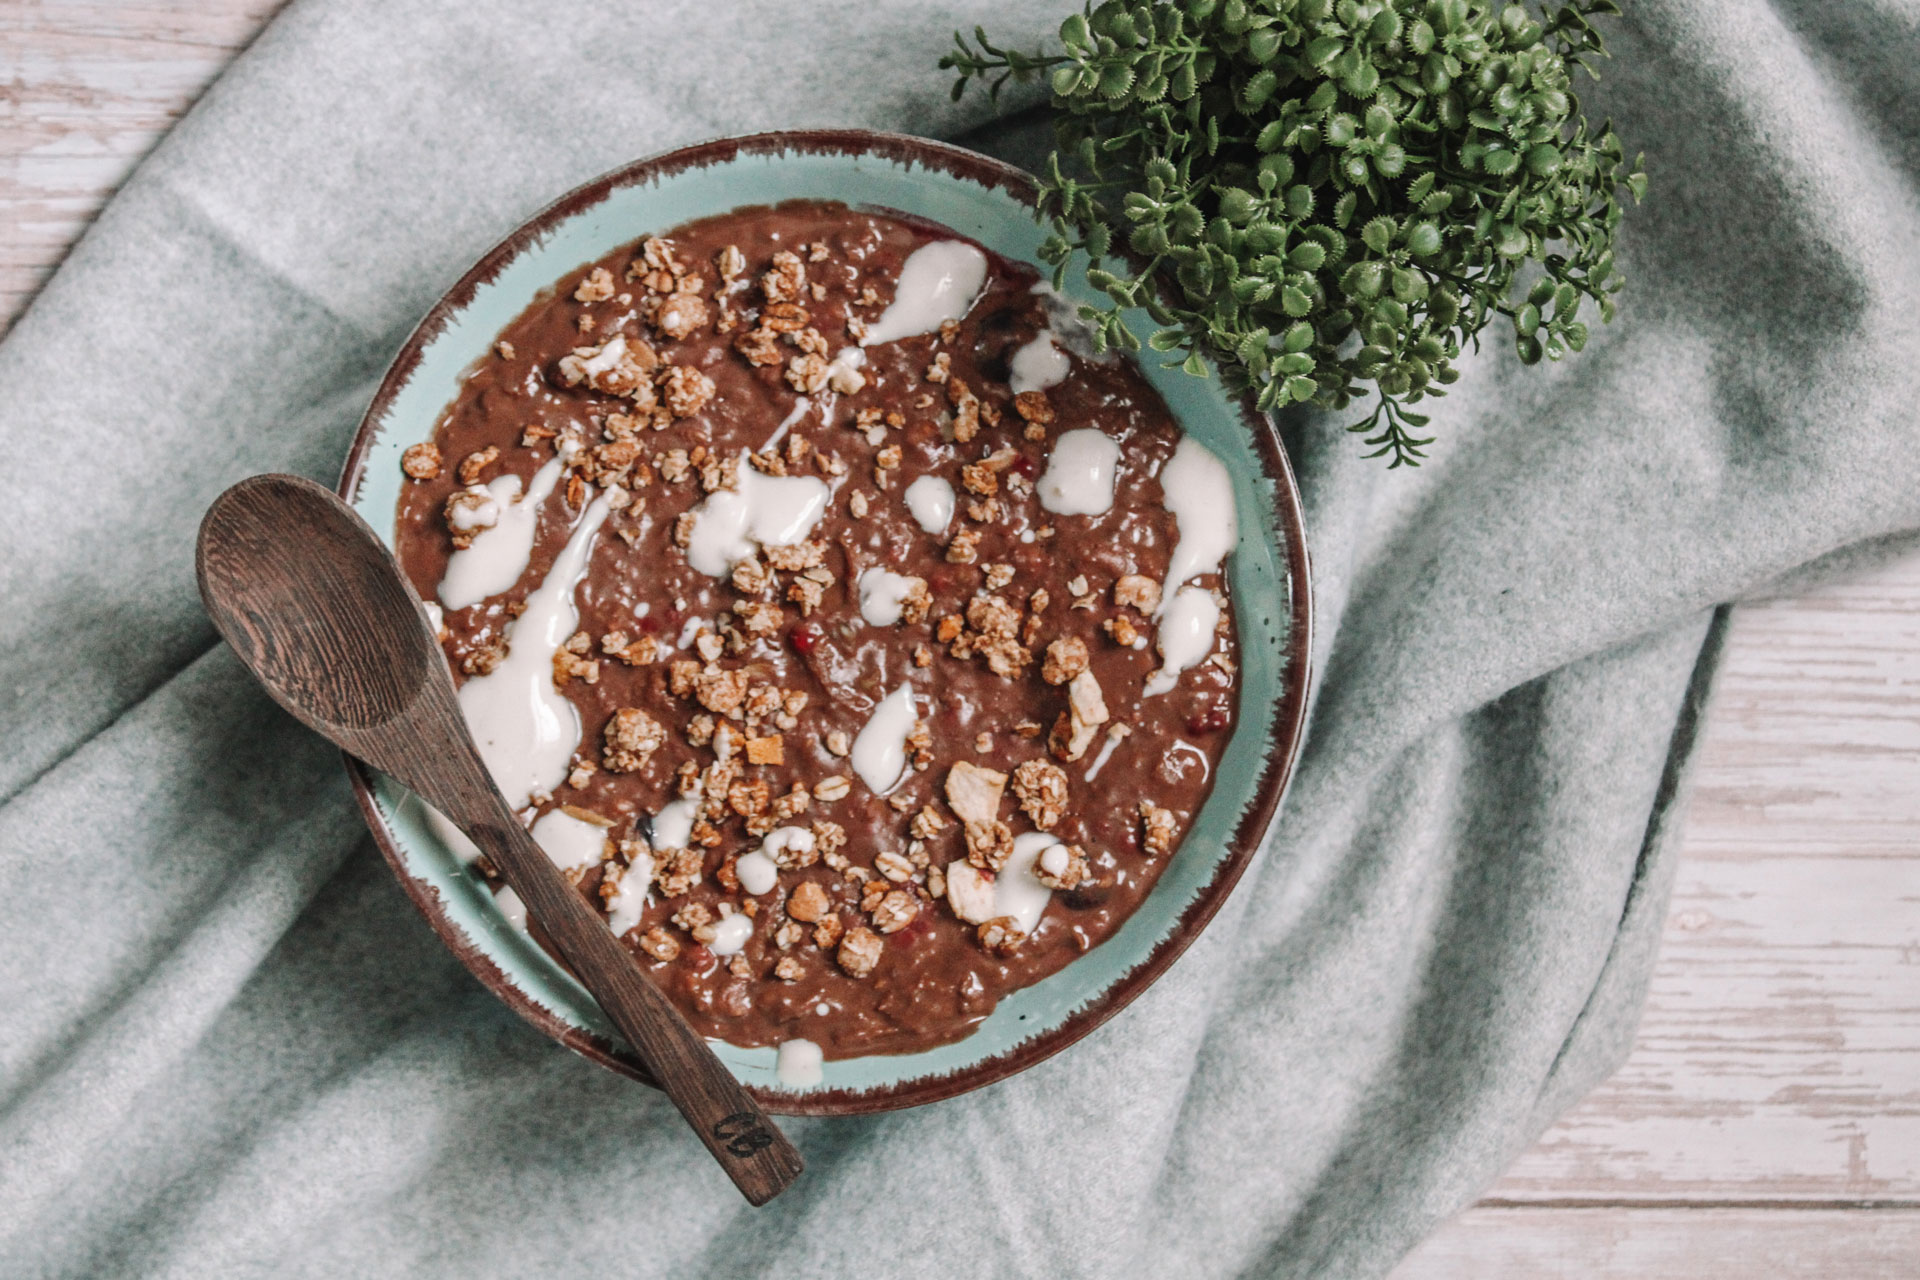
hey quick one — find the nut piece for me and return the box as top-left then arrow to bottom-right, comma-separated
401,442 -> 442,480
602,708 -> 666,773
977,916 -> 1026,957
659,365 -> 715,418
871,889 -> 918,934
1140,802 -> 1176,858
1114,574 -> 1162,612
964,819 -> 1014,872
1013,390 -> 1056,425
744,734 -> 784,766
653,291 -> 710,341
637,926 -> 681,962
945,861 -> 997,925
944,761 -> 1007,826
574,267 -> 615,303
1041,636 -> 1090,686
837,925 -> 883,977
786,880 -> 831,923
1011,760 -> 1069,831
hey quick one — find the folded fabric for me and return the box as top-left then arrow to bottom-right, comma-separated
3,2 -> 1917,1275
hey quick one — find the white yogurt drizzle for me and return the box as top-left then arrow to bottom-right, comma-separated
1083,730 -> 1126,782
682,454 -> 831,576
1009,330 -> 1072,395
861,241 -> 988,346
744,829 -> 814,899
530,807 -> 610,874
1157,436 -> 1237,603
439,453 -> 566,611
603,847 -> 655,938
708,913 -> 753,956
1036,427 -> 1122,516
735,849 -> 779,897
996,833 -> 1060,935
825,346 -> 866,385
765,826 -> 815,861
456,494 -> 611,806
851,683 -> 917,795
857,567 -> 919,627
649,785 -> 703,852
1143,436 -> 1237,695
776,1038 -> 824,1087
675,615 -> 706,650
494,886 -> 528,931
1144,587 -> 1222,696
765,396 -> 811,452
903,475 -> 955,536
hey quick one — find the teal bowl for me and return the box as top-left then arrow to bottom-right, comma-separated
338,130 -> 1312,1114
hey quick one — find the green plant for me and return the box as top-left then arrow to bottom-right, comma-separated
944,0 -> 1645,465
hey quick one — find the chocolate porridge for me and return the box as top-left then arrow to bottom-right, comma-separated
392,200 -> 1242,1064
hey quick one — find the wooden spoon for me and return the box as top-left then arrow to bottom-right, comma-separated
195,472 -> 803,1205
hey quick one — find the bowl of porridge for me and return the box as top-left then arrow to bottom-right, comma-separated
339,131 -> 1312,1113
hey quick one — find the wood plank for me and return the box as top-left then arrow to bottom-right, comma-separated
1483,550 -> 1920,1204
0,0 -> 285,333
1393,1207 -> 1920,1278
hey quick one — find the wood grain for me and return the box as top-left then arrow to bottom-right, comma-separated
1396,1207 -> 1920,1277
0,1 -> 286,334
1484,553 -> 1920,1208
6,1 -> 1918,1270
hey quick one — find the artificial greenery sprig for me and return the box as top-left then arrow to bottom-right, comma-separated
944,0 -> 1645,465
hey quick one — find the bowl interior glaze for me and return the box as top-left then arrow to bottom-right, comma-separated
338,131 -> 1312,1114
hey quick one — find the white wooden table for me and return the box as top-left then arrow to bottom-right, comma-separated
5,4 -> 1915,1273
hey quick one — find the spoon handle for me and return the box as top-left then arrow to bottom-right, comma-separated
444,778 -> 803,1204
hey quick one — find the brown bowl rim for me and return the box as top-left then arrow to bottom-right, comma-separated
337,128 -> 1313,1115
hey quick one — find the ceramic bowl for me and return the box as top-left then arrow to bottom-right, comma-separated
337,130 -> 1312,1114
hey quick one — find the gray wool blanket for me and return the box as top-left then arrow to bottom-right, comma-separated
4,2 -> 1919,1276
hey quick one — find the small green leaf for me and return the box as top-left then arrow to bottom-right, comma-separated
1306,35 -> 1343,67
1218,187 -> 1258,224
1406,221 -> 1443,256
1341,261 -> 1387,298
1242,69 -> 1279,110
